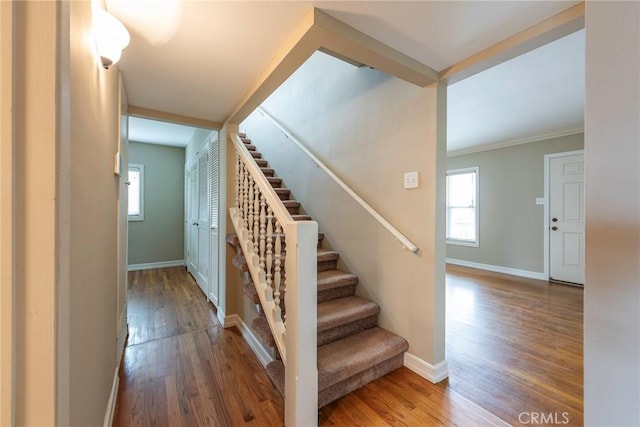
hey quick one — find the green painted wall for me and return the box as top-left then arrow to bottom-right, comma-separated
128,142 -> 185,265
446,133 -> 584,273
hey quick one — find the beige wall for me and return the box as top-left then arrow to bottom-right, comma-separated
0,2 -> 15,425
584,2 -> 640,425
446,133 -> 584,273
10,2 -> 59,424
55,1 -> 123,424
239,51 -> 447,365
3,2 -> 120,424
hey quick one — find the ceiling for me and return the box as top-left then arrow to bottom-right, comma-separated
128,116 -> 198,147
448,29 -> 584,154
112,1 -> 583,151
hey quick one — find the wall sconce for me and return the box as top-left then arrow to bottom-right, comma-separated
94,9 -> 130,69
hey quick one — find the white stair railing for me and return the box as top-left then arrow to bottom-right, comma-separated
257,107 -> 418,253
228,132 -> 318,427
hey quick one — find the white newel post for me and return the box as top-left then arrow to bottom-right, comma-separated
284,221 -> 318,427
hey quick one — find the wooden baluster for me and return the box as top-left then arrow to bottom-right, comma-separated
253,186 -> 260,251
235,153 -> 240,209
247,176 -> 254,245
274,220 -> 282,319
242,166 -> 249,231
265,206 -> 273,299
259,193 -> 266,276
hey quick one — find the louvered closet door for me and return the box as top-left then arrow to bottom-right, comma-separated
194,147 -> 209,295
208,135 -> 220,306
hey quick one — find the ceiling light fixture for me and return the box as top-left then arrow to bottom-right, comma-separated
94,8 -> 130,69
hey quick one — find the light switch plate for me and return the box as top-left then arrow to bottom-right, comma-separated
536,197 -> 545,205
404,171 -> 419,189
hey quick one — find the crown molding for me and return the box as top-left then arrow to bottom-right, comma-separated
447,126 -> 584,157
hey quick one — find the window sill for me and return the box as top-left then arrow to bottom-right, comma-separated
446,239 -> 479,247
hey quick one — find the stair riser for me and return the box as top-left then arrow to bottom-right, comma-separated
261,168 -> 274,177
317,284 -> 356,303
318,353 -> 404,408
276,192 -> 290,201
318,315 -> 378,347
250,152 -> 262,159
318,259 -> 338,272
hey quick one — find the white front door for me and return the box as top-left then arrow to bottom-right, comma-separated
549,153 -> 585,285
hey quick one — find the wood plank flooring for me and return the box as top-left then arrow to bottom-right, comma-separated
114,266 -> 583,426
446,265 -> 584,426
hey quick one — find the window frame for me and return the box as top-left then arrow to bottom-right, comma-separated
128,163 -> 145,221
446,166 -> 479,247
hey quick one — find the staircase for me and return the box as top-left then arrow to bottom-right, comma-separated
227,133 -> 408,410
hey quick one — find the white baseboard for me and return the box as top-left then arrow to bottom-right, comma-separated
127,260 -> 185,271
404,352 -> 449,383
216,307 -> 226,326
446,258 -> 547,281
103,367 -> 119,427
224,314 -> 274,367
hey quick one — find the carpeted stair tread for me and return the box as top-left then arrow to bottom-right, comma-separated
226,233 -> 240,247
267,177 -> 282,186
260,167 -> 274,176
250,151 -> 262,159
317,296 -> 379,333
274,188 -> 290,199
265,360 -> 285,396
317,327 -> 408,391
317,249 -> 339,262
283,201 -> 300,215
318,352 -> 404,408
252,317 -> 276,348
232,253 -> 249,272
255,159 -> 268,167
242,282 -> 260,304
318,270 -> 358,292
292,214 -> 312,221
245,144 -> 256,151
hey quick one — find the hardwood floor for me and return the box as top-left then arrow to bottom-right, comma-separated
113,268 -> 284,426
114,267 -> 506,426
115,266 -> 583,426
446,264 -> 584,426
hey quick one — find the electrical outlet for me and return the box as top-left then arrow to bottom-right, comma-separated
404,171 -> 419,189
536,197 -> 545,205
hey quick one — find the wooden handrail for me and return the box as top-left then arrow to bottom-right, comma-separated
257,107 -> 419,253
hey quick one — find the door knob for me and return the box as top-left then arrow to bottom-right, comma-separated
192,222 -> 198,226
552,226 -> 558,231
552,218 -> 558,222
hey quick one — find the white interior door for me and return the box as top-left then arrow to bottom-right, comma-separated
549,153 -> 585,285
187,162 -> 199,275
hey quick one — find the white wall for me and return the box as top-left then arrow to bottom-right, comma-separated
584,2 -> 640,426
240,51 -> 447,367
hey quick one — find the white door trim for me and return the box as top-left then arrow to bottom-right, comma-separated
543,149 -> 585,280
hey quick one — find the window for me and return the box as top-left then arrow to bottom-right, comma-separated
446,167 -> 478,246
128,164 -> 144,221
